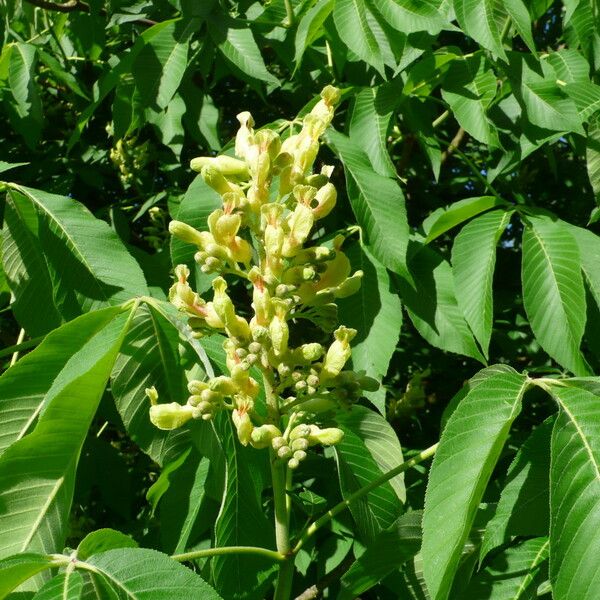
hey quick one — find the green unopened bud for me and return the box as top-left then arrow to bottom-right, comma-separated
288,458 -> 300,470
248,341 -> 262,354
209,376 -> 237,395
149,402 -> 194,431
277,446 -> 293,460
321,326 -> 357,381
201,165 -> 240,196
191,155 -> 249,178
300,343 -> 324,362
293,450 -> 307,462
232,409 -> 254,446
235,111 -> 255,159
169,221 -> 212,248
272,436 -> 287,451
290,424 -> 311,441
291,438 -> 309,452
250,424 -> 282,449
307,425 -> 344,446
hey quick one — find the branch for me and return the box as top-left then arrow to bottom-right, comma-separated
292,443 -> 439,554
172,545 -> 285,563
24,0 -> 90,13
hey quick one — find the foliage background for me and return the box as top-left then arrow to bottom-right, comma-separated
0,0 -> 599,597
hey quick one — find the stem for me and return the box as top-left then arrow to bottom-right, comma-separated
8,328 -> 26,365
283,0 -> 294,26
432,109 -> 450,129
172,546 -> 285,563
264,374 -> 295,600
292,443 -> 439,554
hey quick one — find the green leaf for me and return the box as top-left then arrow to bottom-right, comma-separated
545,49 -> 589,83
564,81 -> 600,121
0,554 -> 57,599
0,161 -> 29,173
338,243 -> 402,413
397,243 -> 486,363
586,112 -> 600,203
212,414 -> 275,599
349,86 -> 397,177
521,214 -> 589,375
338,511 -> 422,599
31,572 -> 83,600
546,383 -> 600,600
111,303 -> 191,466
504,0 -> 536,52
466,537 -> 549,599
159,451 -> 210,554
209,16 -> 279,86
452,209 -> 513,358
424,196 -> 506,243
371,0 -> 447,34
0,306 -> 124,456
326,129 -> 410,280
508,54 -> 584,133
333,0 -> 384,76
333,405 -> 405,544
422,367 -> 529,600
85,548 -> 222,599
37,48 -> 89,100
2,192 -> 63,336
77,529 -> 138,561
294,0 -> 334,67
6,184 -> 149,319
453,0 -> 507,60
133,20 -> 193,109
480,419 -> 552,560
441,55 -> 499,146
568,224 -> 600,308
0,309 -> 131,562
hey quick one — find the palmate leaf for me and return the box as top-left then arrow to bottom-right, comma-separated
480,418 -> 552,560
371,0 -> 447,34
208,14 -> 279,86
466,537 -> 549,599
293,0 -> 334,68
333,405 -> 405,544
441,54 -> 499,146
0,309 -> 132,569
546,384 -> 600,600
333,0 -> 385,75
111,303 -> 191,466
422,367 -> 529,600
85,548 -> 222,599
338,243 -> 402,413
452,208 -> 513,358
132,19 -> 195,109
1,193 -> 63,336
5,184 -> 148,320
0,553 -> 58,599
453,0 -> 507,60
0,306 -> 124,456
349,86 -> 397,177
521,214 -> 590,376
211,414 -> 275,599
338,511 -> 422,599
31,572 -> 84,600
326,129 -> 410,281
397,243 -> 485,363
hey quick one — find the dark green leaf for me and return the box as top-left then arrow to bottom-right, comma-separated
77,529 -> 138,561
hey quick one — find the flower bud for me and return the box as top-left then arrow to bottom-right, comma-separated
293,450 -> 307,462
321,326 -> 357,381
250,424 -> 282,449
169,221 -> 212,248
235,111 -> 256,160
272,436 -> 287,451
307,425 -> 344,446
232,408 -> 254,446
277,446 -> 293,460
312,182 -> 337,220
190,155 -> 249,178
201,165 -> 240,196
149,402 -> 195,431
269,299 -> 290,356
282,203 -> 314,257
288,458 -> 300,470
290,424 -> 311,441
300,343 -> 325,362
291,438 -> 309,452
209,376 -> 237,395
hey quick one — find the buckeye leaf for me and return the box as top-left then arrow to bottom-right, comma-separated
521,214 -> 589,375
422,367 -> 529,600
452,209 -> 513,358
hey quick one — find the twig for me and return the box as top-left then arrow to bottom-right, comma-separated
441,127 -> 466,163
294,553 -> 355,600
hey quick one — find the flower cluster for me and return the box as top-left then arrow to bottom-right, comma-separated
148,87 -> 378,469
